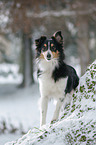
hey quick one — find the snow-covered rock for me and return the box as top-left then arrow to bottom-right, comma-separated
5,60 -> 96,145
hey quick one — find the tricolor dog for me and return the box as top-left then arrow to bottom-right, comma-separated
35,31 -> 79,127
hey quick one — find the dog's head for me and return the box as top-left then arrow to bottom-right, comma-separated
35,31 -> 64,62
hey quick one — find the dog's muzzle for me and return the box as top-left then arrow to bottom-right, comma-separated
47,52 -> 51,60
43,50 -> 53,61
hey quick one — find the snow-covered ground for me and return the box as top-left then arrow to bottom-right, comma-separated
0,84 -> 38,144
5,60 -> 96,145
0,83 -> 56,145
0,134 -> 21,145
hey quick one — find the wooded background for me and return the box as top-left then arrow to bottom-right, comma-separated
0,0 -> 96,87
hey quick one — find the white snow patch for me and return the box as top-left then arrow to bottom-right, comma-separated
0,63 -> 22,84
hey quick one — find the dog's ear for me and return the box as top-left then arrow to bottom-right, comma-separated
52,31 -> 63,44
35,36 -> 47,47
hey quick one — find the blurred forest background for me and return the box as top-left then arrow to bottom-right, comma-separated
0,0 -> 96,87
0,0 -> 96,144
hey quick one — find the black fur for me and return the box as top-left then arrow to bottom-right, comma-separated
51,36 -> 65,60
35,36 -> 47,58
52,62 -> 79,94
37,69 -> 43,78
37,69 -> 42,78
35,31 -> 64,60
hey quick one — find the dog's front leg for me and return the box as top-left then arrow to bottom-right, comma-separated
40,96 -> 48,127
51,98 -> 64,123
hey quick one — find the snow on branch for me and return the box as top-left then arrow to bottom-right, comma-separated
27,8 -> 96,18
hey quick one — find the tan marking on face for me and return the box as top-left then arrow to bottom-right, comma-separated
40,53 -> 44,59
44,44 -> 47,47
52,50 -> 59,58
51,43 -> 54,47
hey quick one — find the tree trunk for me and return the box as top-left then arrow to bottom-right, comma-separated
77,17 -> 90,75
20,32 -> 34,87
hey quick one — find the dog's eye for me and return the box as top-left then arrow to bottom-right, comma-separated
44,44 -> 47,47
42,46 -> 47,52
51,46 -> 56,52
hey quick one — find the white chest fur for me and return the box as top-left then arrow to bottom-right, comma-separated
38,59 -> 68,100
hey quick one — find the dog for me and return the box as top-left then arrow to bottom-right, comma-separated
35,31 -> 79,127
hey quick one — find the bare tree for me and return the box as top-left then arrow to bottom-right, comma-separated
77,16 -> 90,75
0,0 -> 96,79
8,0 -> 48,87
70,0 -> 91,75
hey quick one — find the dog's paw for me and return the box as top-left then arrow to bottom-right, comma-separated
40,124 -> 47,130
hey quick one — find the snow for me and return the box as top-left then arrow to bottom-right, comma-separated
5,60 -> 96,145
0,83 -> 55,145
27,8 -> 96,18
27,10 -> 76,18
0,134 -> 21,145
0,84 -> 40,129
0,63 -> 22,84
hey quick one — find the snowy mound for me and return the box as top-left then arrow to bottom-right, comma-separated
5,60 -> 96,145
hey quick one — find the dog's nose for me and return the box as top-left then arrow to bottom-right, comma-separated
47,53 -> 51,60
